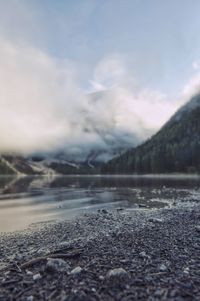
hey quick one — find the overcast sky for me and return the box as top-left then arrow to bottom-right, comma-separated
0,0 -> 200,156
1,0 -> 200,95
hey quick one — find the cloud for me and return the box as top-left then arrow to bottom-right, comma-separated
192,61 -> 200,70
0,38 -> 85,154
87,56 -> 179,138
182,70 -> 200,101
0,41 -> 182,161
91,55 -> 126,90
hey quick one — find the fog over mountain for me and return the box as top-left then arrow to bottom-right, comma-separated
0,38 -> 183,162
103,88 -> 200,174
1,1 -> 200,163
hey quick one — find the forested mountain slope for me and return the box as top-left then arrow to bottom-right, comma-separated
102,93 -> 200,174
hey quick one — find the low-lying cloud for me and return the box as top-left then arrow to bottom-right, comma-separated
0,38 -> 187,161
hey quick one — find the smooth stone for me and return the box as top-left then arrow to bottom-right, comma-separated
107,268 -> 128,278
139,251 -> 148,258
33,273 -> 42,281
26,296 -> 34,301
159,264 -> 167,272
70,266 -> 82,275
195,226 -> 200,232
139,204 -> 147,208
148,218 -> 163,223
46,258 -> 69,273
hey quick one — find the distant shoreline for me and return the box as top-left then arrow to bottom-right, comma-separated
0,173 -> 200,178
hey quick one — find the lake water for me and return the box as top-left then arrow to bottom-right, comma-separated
0,175 -> 200,232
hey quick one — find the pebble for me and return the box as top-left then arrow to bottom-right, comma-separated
33,273 -> 42,281
70,266 -> 82,275
139,251 -> 148,258
148,218 -> 163,223
139,204 -> 147,208
116,208 -> 124,211
195,226 -> 200,232
159,264 -> 167,272
107,268 -> 128,278
183,267 -> 190,274
26,296 -> 34,301
46,258 -> 69,273
58,241 -> 72,248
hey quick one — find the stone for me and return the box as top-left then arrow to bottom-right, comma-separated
148,218 -> 163,223
107,268 -> 128,279
33,273 -> 42,281
183,267 -> 190,274
139,204 -> 147,208
195,226 -> 200,232
58,241 -> 72,248
139,251 -> 148,258
46,258 -> 69,273
159,264 -> 167,272
70,266 -> 82,275
26,296 -> 34,301
116,208 -> 124,211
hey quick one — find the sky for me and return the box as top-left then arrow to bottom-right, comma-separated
0,0 -> 200,159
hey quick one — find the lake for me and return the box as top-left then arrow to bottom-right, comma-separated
0,175 -> 200,232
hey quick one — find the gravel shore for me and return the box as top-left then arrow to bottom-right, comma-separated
0,205 -> 200,301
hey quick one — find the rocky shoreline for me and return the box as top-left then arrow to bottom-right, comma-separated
0,206 -> 200,300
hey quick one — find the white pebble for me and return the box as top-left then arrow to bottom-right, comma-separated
70,266 -> 82,275
33,273 -> 42,281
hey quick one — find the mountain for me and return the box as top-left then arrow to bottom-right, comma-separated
102,93 -> 200,174
0,157 -> 16,175
0,154 -> 99,175
0,90 -> 145,175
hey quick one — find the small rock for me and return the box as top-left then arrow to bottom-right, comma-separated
46,258 -> 69,273
58,241 -> 72,248
36,247 -> 49,256
148,218 -> 163,223
139,204 -> 147,208
116,208 -> 124,211
26,296 -> 34,301
33,273 -> 42,281
0,263 -> 7,271
154,289 -> 164,297
26,270 -> 33,276
70,266 -> 82,275
159,264 -> 167,272
195,226 -> 200,232
99,275 -> 104,280
107,268 -> 128,279
101,209 -> 108,214
183,267 -> 190,274
139,251 -> 148,258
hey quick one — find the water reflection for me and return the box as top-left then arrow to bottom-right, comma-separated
0,175 -> 200,232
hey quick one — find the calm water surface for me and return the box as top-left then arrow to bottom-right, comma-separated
0,175 -> 200,232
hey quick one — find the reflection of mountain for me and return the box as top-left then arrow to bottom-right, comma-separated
2,175 -> 200,194
102,92 -> 200,174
